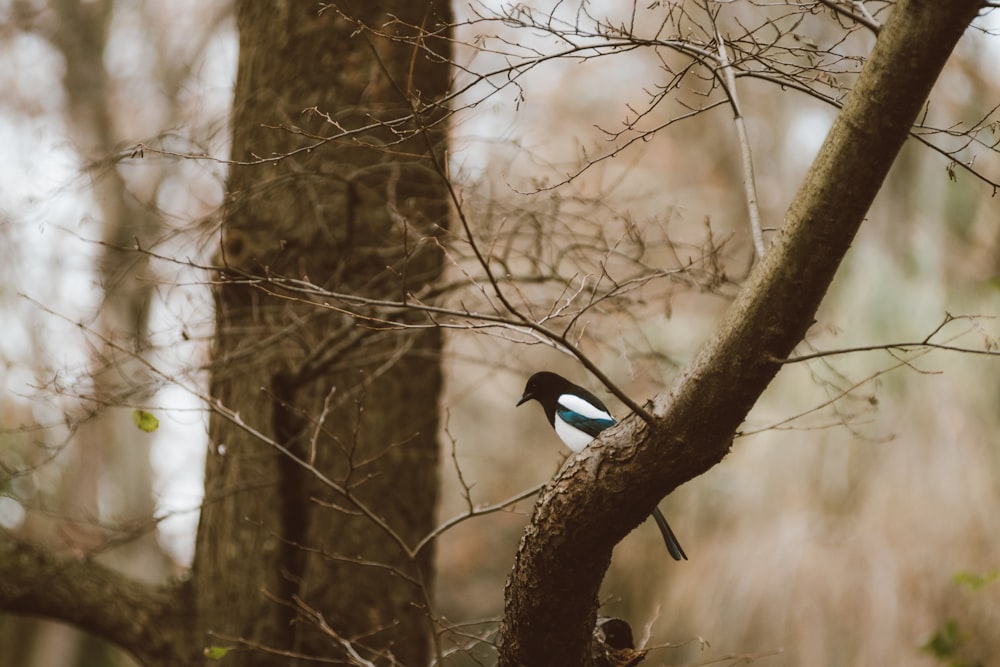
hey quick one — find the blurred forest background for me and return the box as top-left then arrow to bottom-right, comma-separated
1,1 -> 999,665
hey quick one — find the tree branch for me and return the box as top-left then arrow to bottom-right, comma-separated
816,0 -> 882,34
711,12 -> 765,260
498,1 -> 985,665
0,536 -> 191,666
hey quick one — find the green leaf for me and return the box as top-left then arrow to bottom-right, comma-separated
131,409 -> 159,433
952,568 -> 998,592
204,646 -> 230,660
921,620 -> 962,659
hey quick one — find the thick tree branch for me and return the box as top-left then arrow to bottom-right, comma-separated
0,537 -> 191,666
498,1 -> 985,665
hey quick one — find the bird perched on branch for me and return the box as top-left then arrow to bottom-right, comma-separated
517,371 -> 687,561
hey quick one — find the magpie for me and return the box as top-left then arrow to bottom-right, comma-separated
517,371 -> 688,561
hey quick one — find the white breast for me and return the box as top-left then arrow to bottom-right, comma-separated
554,416 -> 597,453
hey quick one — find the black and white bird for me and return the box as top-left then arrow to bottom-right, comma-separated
516,371 -> 687,561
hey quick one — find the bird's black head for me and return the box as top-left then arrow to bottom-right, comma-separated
516,371 -> 570,408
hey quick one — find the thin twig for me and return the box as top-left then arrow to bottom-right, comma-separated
816,0 -> 881,34
713,14 -> 766,259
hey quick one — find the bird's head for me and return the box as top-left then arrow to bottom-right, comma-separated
516,371 -> 566,408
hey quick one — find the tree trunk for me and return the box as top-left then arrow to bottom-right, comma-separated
10,1 -> 168,664
192,2 -> 452,665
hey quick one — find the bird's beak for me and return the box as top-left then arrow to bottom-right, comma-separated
516,392 -> 531,407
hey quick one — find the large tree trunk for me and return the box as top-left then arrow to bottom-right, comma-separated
192,3 -> 452,664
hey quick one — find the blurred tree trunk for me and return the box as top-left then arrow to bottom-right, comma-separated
191,2 -> 452,665
49,0 -> 164,568
9,2 -> 167,665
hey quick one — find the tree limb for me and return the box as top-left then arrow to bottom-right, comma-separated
498,1 -> 985,665
0,536 -> 191,666
714,19 -> 765,260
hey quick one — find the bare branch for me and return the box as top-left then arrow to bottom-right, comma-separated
710,6 -> 766,259
0,536 -> 188,665
815,0 -> 882,34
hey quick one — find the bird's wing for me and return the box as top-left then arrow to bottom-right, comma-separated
556,393 -> 615,438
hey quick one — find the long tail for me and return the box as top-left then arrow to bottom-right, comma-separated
652,506 -> 687,561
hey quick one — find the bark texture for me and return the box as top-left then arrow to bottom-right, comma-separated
498,2 -> 985,665
191,2 -> 452,665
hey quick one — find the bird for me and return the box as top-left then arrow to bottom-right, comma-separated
516,371 -> 687,561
